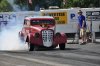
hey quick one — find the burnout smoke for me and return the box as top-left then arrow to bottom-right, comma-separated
0,20 -> 28,51
7,0 -> 28,11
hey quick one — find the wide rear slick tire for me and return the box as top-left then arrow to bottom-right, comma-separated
59,43 -> 65,50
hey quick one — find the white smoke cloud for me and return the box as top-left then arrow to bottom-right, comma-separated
7,0 -> 28,11
0,18 -> 28,51
0,0 -> 36,51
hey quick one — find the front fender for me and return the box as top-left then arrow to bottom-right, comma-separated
54,33 -> 67,44
29,33 -> 43,46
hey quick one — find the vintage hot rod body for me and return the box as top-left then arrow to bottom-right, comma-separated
19,16 -> 67,51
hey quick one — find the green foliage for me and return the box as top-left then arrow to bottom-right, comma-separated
14,0 -> 35,10
14,0 -> 62,10
14,0 -> 100,11
14,0 -> 27,8
0,0 -> 13,12
14,0 -> 28,10
66,0 -> 100,8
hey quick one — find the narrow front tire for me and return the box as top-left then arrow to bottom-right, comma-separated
59,43 -> 65,50
29,43 -> 34,51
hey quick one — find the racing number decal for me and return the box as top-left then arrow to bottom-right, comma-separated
41,12 -> 67,24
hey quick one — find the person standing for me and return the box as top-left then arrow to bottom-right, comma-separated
86,16 -> 92,42
77,10 -> 87,44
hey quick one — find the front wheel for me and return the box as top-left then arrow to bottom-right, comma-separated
29,43 -> 34,51
59,43 -> 65,50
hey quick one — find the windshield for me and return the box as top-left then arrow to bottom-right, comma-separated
30,19 -> 55,25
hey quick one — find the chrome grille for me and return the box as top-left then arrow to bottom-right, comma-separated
42,30 -> 53,47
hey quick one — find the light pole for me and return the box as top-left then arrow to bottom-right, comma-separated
98,0 -> 100,7
63,0 -> 67,8
27,0 -> 33,11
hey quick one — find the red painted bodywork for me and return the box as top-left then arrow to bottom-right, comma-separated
19,16 -> 67,47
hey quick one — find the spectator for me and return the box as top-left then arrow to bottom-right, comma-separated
86,16 -> 92,42
77,10 -> 87,44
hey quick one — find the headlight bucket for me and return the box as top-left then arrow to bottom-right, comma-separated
34,33 -> 40,38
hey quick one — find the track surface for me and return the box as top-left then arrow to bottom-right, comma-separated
0,43 -> 100,66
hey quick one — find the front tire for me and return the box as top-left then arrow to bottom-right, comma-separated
59,43 -> 65,50
29,43 -> 34,51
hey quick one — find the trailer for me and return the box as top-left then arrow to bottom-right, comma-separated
40,8 -> 100,40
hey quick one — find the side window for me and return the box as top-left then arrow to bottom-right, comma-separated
23,20 -> 30,28
26,20 -> 30,26
24,20 -> 27,25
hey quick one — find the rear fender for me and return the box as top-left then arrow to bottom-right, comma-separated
19,31 -> 24,37
19,31 -> 25,41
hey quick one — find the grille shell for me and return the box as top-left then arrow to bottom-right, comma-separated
42,30 -> 54,47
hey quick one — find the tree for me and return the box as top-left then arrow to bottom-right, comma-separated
14,0 -> 100,11
14,0 -> 38,11
65,0 -> 100,8
14,0 -> 63,11
44,0 -> 62,8
14,0 -> 27,10
0,0 -> 13,12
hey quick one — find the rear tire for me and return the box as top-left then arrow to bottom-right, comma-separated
59,43 -> 65,50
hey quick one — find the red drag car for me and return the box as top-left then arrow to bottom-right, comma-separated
19,16 -> 67,51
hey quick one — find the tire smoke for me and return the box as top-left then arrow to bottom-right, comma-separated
0,19 -> 28,51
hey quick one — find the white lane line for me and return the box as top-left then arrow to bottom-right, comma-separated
43,52 -> 100,60
2,54 -> 73,66
0,57 -> 26,66
59,53 -> 100,60
0,60 -> 17,66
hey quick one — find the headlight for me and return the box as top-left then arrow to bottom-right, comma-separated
34,33 -> 40,38
55,32 -> 61,37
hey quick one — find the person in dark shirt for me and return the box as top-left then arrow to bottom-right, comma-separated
78,10 -> 87,44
